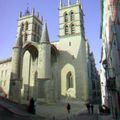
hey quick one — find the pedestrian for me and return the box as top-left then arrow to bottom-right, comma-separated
86,103 -> 90,114
66,103 -> 71,114
90,104 -> 94,114
27,97 -> 35,114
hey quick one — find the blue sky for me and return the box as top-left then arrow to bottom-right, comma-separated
0,0 -> 101,69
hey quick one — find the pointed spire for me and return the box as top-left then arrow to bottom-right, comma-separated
32,8 -> 35,16
59,0 -> 62,9
37,12 -> 39,18
76,0 -> 80,4
15,28 -> 23,47
40,16 -> 43,23
40,22 -> 50,44
19,11 -> 22,18
68,0 -> 71,6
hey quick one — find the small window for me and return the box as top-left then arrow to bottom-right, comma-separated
21,23 -> 24,31
65,25 -> 69,35
70,11 -> 74,21
64,13 -> 68,22
69,42 -> 71,46
25,33 -> 28,42
71,24 -> 75,34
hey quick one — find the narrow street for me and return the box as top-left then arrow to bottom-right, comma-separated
0,105 -> 98,120
0,97 -> 105,120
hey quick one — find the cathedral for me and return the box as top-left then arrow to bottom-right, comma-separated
0,0 -> 95,104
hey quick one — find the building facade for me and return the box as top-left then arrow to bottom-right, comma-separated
100,0 -> 120,119
0,0 -> 98,104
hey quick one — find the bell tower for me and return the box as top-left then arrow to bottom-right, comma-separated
17,8 -> 43,44
59,0 -> 85,39
10,8 -> 43,102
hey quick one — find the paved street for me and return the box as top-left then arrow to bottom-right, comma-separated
35,100 -> 99,120
0,97 -> 114,120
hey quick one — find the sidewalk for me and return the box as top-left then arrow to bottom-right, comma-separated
0,97 -> 44,120
0,97 -> 30,116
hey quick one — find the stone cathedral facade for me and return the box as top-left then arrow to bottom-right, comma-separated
0,0 -> 93,104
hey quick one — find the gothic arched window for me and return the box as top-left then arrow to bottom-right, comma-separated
71,24 -> 75,34
34,35 -> 36,42
25,33 -> 28,42
70,11 -> 74,21
21,23 -> 24,31
65,25 -> 69,35
38,25 -> 40,33
66,72 -> 73,89
34,23 -> 37,32
25,21 -> 28,30
64,12 -> 68,22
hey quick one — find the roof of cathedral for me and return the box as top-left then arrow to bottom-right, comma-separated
0,57 -> 12,64
40,22 -> 50,44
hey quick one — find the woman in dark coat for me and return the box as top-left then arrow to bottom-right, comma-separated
67,103 -> 71,114
28,98 -> 35,114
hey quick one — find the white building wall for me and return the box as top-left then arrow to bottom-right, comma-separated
0,59 -> 12,97
100,64 -> 108,105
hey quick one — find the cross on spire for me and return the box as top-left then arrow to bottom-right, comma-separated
25,2 -> 30,15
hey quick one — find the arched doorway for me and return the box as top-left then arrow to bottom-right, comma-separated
21,42 -> 38,101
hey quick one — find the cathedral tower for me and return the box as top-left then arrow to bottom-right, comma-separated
10,8 -> 43,102
58,0 -> 89,102
59,0 -> 85,39
17,8 -> 42,43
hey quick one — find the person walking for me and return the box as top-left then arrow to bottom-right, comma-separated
86,103 -> 90,114
27,97 -> 35,114
66,103 -> 71,114
90,104 -> 94,114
